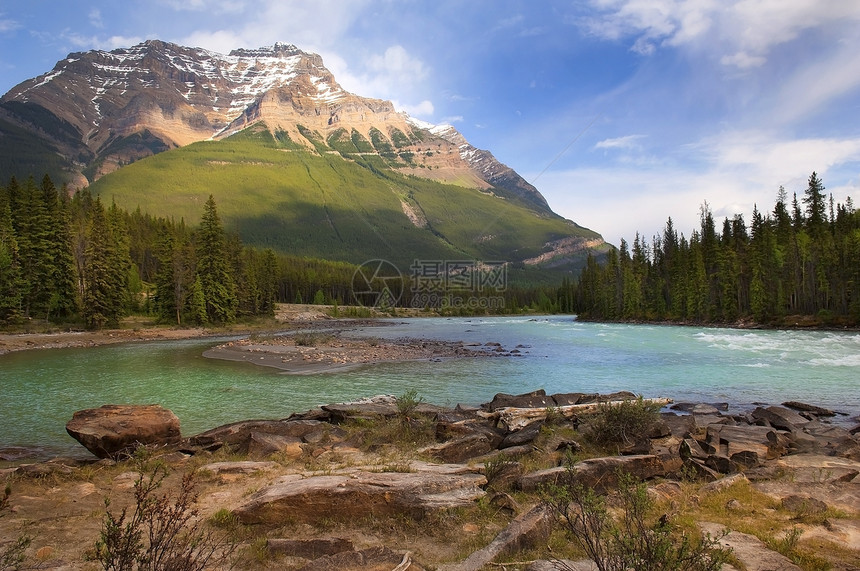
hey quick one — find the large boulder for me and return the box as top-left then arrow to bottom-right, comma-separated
66,404 -> 181,459
234,468 -> 487,525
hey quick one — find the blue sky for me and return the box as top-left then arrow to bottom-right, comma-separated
2,1 -> 860,244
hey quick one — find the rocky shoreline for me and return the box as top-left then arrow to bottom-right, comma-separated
2,390 -> 859,570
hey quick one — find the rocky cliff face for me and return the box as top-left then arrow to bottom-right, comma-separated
0,40 -> 552,213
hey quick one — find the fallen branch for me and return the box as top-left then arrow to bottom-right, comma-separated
479,398 -> 673,431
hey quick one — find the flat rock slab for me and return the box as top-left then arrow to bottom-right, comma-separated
775,453 -> 860,483
699,522 -> 802,571
234,470 -> 487,525
199,461 -> 278,475
65,404 -> 180,459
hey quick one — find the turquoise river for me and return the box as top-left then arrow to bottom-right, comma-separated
1,316 -> 858,461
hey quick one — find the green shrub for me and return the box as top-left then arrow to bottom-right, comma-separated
543,472 -> 730,571
585,396 -> 661,448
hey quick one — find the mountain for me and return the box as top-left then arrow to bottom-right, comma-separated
0,40 -> 607,273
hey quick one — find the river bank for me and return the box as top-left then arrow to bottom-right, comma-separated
0,304 -> 372,356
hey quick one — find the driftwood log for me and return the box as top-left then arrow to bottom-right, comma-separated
479,398 -> 674,431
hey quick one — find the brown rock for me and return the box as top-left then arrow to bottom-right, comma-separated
234,470 -> 487,525
517,455 -> 666,493
781,495 -> 828,515
65,404 -> 180,459
485,390 -> 553,411
422,433 -> 496,463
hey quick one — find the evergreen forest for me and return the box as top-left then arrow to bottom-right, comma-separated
0,175 -> 557,330
564,173 -> 860,327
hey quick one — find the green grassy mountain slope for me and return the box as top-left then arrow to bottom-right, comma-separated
89,124 -> 603,273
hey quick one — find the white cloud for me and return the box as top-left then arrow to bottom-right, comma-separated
367,45 -> 428,85
63,33 -> 145,51
180,29 -> 244,53
719,51 -> 765,69
0,15 -> 20,33
395,99 -> 434,118
594,134 -> 646,150
768,39 -> 860,125
537,130 -> 860,243
89,9 -> 104,29
583,0 -> 860,70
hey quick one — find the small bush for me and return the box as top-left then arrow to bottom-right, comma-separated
585,396 -> 661,448
543,472 -> 730,571
94,449 -> 236,570
396,389 -> 424,420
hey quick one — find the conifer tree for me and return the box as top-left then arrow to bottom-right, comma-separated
10,177 -> 53,318
196,195 -> 236,323
41,175 -> 79,319
82,198 -> 115,328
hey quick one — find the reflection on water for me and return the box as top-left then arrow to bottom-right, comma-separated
2,317 -> 859,460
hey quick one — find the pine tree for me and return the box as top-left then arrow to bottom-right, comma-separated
41,175 -> 79,319
196,195 -> 236,323
82,199 -> 115,328
10,177 -> 53,318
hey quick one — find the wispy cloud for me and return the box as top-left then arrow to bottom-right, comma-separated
395,99 -> 434,117
594,134 -> 646,150
581,0 -> 860,71
89,9 -> 104,29
0,14 -> 19,34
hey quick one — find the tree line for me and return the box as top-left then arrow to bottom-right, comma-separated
0,175 -> 282,328
564,172 -> 860,326
1,175 -> 564,329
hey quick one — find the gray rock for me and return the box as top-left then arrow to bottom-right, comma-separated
485,389 -> 553,411
500,422 -> 543,448
751,406 -> 810,431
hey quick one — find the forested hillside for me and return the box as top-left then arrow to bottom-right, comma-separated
565,173 -> 860,326
1,175 -> 563,329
